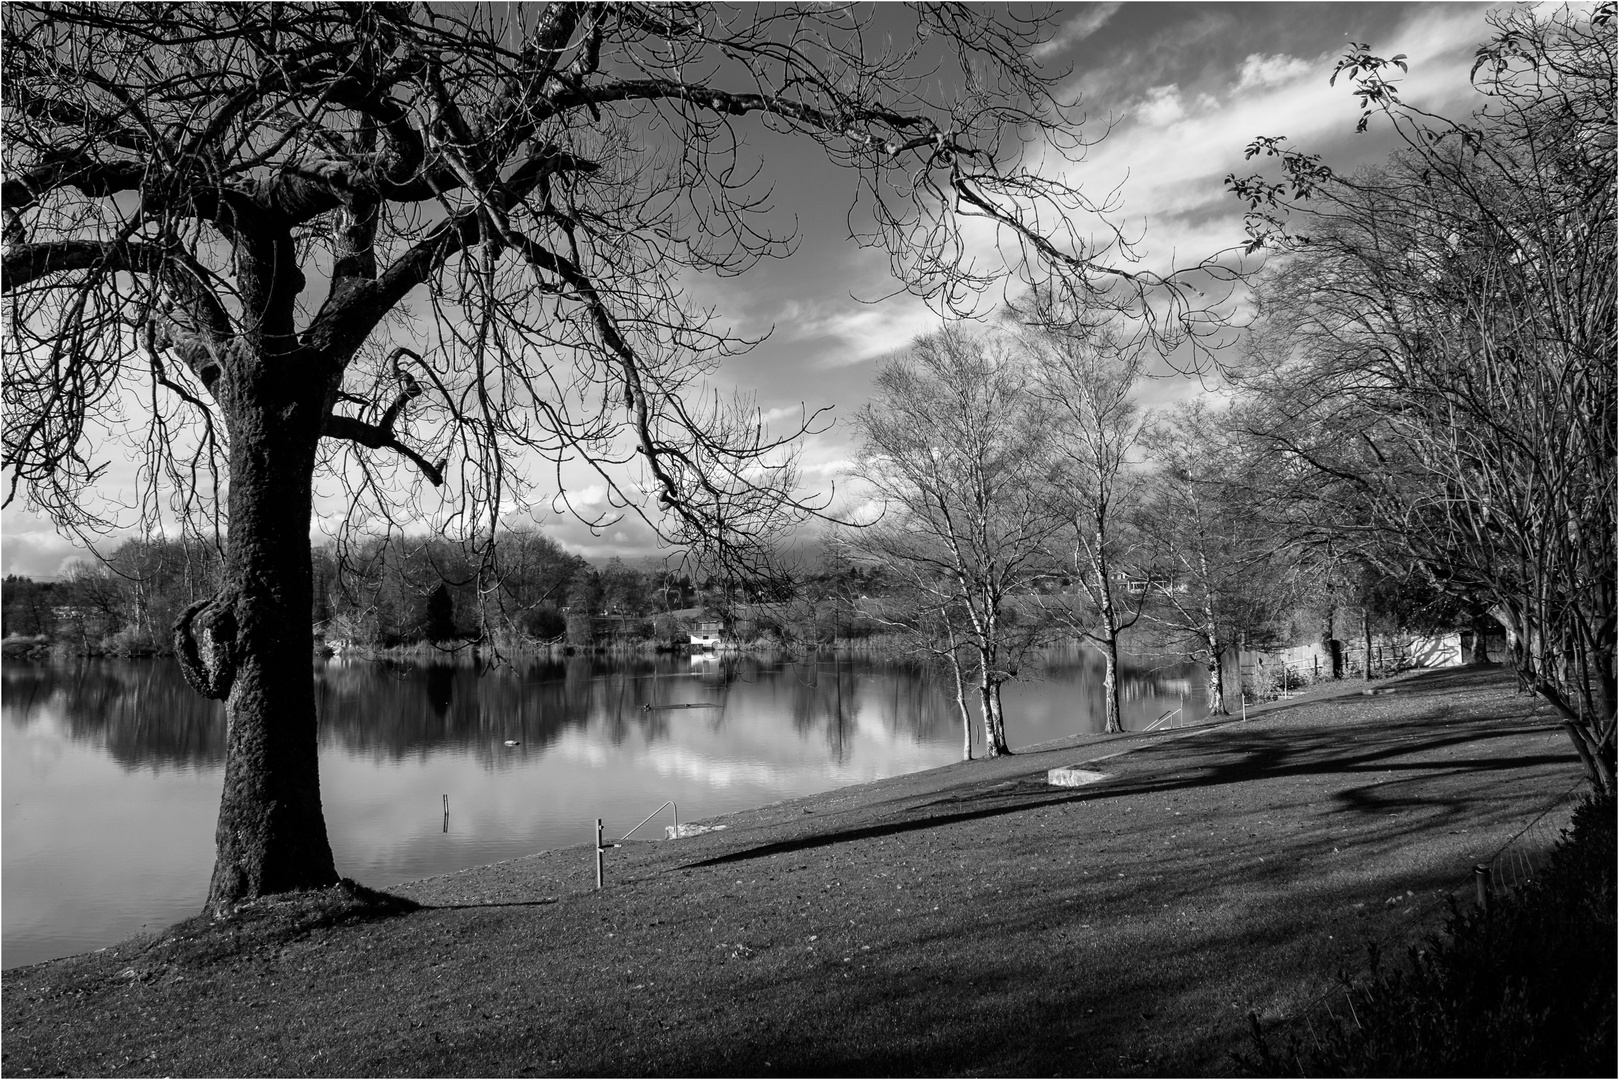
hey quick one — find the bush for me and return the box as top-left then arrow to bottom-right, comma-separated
523,605 -> 566,640
1241,794 -> 1616,1075
102,626 -> 166,657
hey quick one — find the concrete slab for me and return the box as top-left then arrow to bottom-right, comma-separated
1046,767 -> 1110,788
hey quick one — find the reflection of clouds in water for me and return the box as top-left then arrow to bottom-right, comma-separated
5,648 -> 1211,967
2,705 -> 74,774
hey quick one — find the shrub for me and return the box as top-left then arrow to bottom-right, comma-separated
523,605 -> 566,640
102,626 -> 165,657
1240,794 -> 1616,1075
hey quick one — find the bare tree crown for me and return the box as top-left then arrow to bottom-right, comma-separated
3,2 -> 1232,576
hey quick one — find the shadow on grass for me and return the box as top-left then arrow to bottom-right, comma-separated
129,879 -> 422,971
685,704 -> 1570,870
422,898 -> 562,910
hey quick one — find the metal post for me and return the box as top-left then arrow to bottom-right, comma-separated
1474,863 -> 1491,912
596,818 -> 605,890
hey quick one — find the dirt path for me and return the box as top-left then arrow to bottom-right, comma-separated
2,667 -> 1583,1077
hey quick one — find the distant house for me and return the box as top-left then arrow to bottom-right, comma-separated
689,620 -> 724,649
51,604 -> 118,640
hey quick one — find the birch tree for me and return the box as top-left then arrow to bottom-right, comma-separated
1023,317 -> 1150,733
1136,403 -> 1293,714
852,325 -> 1061,757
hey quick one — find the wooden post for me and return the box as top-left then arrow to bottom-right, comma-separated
1474,863 -> 1491,912
596,818 -> 605,889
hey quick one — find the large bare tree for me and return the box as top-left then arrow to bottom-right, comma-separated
851,325 -> 1061,756
1134,402 -> 1296,715
1018,311 -> 1150,733
1229,3 -> 1616,791
2,2 -> 1226,909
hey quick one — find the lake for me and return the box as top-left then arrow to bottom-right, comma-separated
2,648 -> 1207,968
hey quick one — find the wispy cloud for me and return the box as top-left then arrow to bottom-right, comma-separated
777,295 -> 938,367
1133,85 -> 1221,128
1234,51 -> 1316,91
1032,2 -> 1122,60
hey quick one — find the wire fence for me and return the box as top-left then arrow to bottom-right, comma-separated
1233,774 -> 1591,1074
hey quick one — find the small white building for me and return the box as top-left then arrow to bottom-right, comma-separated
689,620 -> 724,649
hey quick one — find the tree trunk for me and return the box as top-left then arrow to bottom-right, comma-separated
1102,632 -> 1122,734
1205,634 -> 1229,715
989,681 -> 1011,754
1465,613 -> 1494,666
979,675 -> 1011,757
1092,543 -> 1124,734
201,361 -> 339,911
947,642 -> 973,760
1362,608 -> 1374,680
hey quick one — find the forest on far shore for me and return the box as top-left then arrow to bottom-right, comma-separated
0,530 -> 891,655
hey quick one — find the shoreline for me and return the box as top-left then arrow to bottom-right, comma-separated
2,665 -> 1583,1076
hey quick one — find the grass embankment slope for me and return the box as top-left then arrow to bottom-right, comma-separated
2,667 -> 1583,1077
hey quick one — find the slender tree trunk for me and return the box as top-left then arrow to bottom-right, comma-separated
977,680 -> 1003,757
1205,634 -> 1228,716
203,360 -> 339,910
945,635 -> 973,760
1363,608 -> 1374,680
1102,632 -> 1122,734
1323,606 -> 1342,679
979,663 -> 1011,757
1465,613 -> 1494,666
1092,541 -> 1124,734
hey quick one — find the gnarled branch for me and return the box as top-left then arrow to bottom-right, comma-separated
173,593 -> 238,700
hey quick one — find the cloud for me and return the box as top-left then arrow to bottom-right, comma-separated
776,295 -> 938,367
1135,85 -> 1187,126
1234,51 -> 1315,91
1031,2 -> 1122,60
0,515 -> 98,580
1132,85 -> 1220,129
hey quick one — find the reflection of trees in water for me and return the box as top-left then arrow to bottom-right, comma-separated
314,654 -> 759,761
781,658 -> 861,764
2,661 -> 225,769
866,659 -> 959,745
318,658 -> 596,760
1036,647 -> 1203,713
7,651 -> 1110,772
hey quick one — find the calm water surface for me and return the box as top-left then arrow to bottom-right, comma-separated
2,649 -> 1205,967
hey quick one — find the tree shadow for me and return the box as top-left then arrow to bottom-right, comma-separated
681,708 -> 1571,869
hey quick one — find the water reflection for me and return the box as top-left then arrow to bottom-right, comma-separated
310,654 -> 910,766
1,662 -> 227,769
3,649 -> 1205,968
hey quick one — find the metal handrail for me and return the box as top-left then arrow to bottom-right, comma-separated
620,799 -> 678,843
1143,706 -> 1182,732
596,800 -> 680,890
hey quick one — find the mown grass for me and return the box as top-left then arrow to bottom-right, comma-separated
1,667 -> 1585,1077
1239,791 -> 1614,1076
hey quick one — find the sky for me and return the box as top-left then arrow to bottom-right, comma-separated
1,2 -> 1501,580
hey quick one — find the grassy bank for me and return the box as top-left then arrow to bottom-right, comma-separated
1,667 -> 1584,1076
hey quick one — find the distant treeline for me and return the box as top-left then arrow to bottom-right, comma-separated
0,531 -> 900,656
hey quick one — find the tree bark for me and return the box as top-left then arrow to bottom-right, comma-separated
1102,633 -> 1122,733
979,674 -> 1011,757
1205,637 -> 1229,716
1465,613 -> 1494,666
945,633 -> 973,760
1093,542 -> 1124,734
1362,608 -> 1374,680
201,352 -> 339,911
